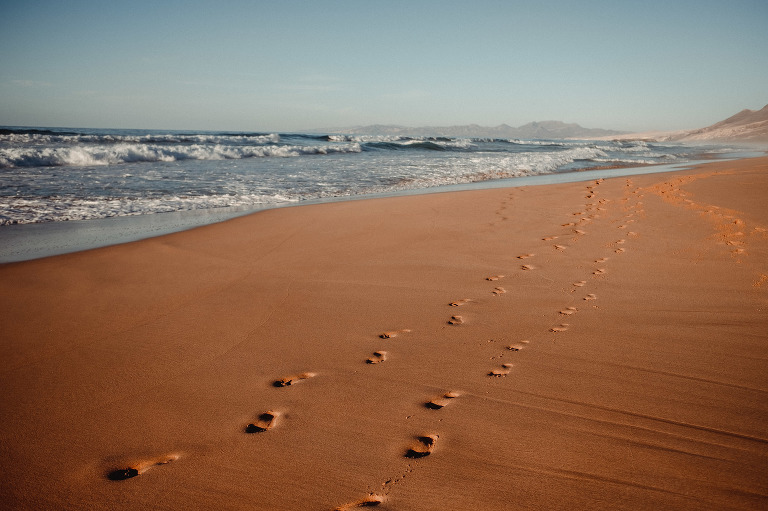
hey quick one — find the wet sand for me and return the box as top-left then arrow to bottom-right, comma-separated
1,156 -> 766,510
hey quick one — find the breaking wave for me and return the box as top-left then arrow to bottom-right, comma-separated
0,126 -> 729,225
0,141 -> 361,168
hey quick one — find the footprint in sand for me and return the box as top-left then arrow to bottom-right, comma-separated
554,244 -> 567,250
593,268 -> 606,275
492,287 -> 506,295
447,315 -> 464,325
507,340 -> 528,351
616,239 -> 626,244
573,280 -> 587,287
246,411 -> 281,433
550,324 -> 569,332
449,299 -> 471,307
595,257 -> 608,263
628,231 -> 638,236
618,224 -> 627,229
542,236 -> 558,241
574,229 -> 586,235
486,275 -> 505,281
273,372 -> 317,387
489,363 -> 514,377
335,494 -> 384,510
379,329 -> 411,339
107,454 -> 181,481
562,222 -> 576,227
521,264 -> 536,271
559,307 -> 577,316
615,248 -> 626,254
366,351 -> 388,364
517,253 -> 535,259
584,294 -> 597,301
425,391 -> 461,410
405,434 -> 439,459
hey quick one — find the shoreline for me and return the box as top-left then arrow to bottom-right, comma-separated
1,156 -> 766,510
1,152 -> 762,263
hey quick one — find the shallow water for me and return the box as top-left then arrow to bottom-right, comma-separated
2,153 -> 762,263
1,126 -> 737,226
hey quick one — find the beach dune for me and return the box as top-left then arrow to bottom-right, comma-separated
1,157 -> 767,510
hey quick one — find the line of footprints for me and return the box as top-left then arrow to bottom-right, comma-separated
107,178 -> 646,510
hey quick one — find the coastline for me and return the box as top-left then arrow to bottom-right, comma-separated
1,152 -> 762,263
1,156 -> 767,510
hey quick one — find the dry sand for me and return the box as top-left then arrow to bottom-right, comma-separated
1,157 -> 767,510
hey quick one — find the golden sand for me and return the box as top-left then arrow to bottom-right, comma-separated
1,157 -> 767,510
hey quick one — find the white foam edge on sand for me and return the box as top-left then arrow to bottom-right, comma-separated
1,153 -> 760,263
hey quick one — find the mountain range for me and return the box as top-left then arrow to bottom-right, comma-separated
317,120 -> 627,140
317,105 -> 768,143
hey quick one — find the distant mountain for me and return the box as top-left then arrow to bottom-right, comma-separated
604,105 -> 768,144
317,121 -> 627,140
671,104 -> 768,143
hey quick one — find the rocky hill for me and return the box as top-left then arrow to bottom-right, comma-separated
605,105 -> 768,144
672,104 -> 768,143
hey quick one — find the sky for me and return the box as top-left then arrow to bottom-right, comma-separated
1,0 -> 767,133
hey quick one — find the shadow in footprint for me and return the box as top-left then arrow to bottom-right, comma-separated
335,495 -> 384,510
425,391 -> 460,410
107,454 -> 180,481
366,351 -> 388,364
507,340 -> 528,351
379,329 -> 411,339
489,363 -> 514,377
246,411 -> 280,433
273,372 -> 317,387
405,434 -> 439,459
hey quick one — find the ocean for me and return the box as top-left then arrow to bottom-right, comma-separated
0,126 -> 747,261
0,126 -> 739,225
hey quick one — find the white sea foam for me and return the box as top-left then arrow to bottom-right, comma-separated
0,193 -> 301,225
0,142 -> 361,168
0,127 -> 724,226
0,132 -> 281,146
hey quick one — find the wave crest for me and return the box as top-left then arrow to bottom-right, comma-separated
0,142 -> 361,168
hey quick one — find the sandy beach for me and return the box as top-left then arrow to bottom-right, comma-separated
1,156 -> 767,510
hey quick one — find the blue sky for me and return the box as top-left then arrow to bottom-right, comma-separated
1,0 -> 767,132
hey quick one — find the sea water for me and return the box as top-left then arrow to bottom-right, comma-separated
0,126 -> 744,261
